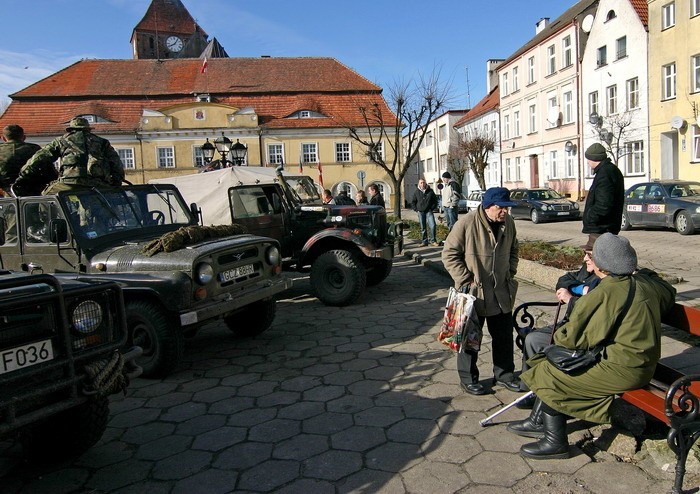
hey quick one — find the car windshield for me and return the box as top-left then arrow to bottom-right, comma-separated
60,187 -> 192,240
530,189 -> 563,200
666,183 -> 700,198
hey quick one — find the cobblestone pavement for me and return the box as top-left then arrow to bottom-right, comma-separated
0,246 -> 687,493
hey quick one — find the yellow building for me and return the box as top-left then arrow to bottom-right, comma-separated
648,0 -> 700,180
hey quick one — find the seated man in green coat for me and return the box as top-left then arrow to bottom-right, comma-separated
509,233 -> 676,460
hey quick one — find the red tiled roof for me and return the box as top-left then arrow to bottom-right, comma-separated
629,0 -> 648,27
0,58 -> 392,136
132,0 -> 206,39
454,86 -> 500,128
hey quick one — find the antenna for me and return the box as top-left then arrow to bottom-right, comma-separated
465,67 -> 471,108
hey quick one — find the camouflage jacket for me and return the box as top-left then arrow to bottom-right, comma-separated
17,130 -> 124,193
0,140 -> 41,189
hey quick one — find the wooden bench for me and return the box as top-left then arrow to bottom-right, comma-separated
513,301 -> 700,494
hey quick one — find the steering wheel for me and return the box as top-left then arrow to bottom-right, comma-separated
150,210 -> 165,225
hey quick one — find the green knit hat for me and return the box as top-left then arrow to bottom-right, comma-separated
585,143 -> 607,161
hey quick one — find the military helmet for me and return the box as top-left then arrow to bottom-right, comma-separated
66,117 -> 91,131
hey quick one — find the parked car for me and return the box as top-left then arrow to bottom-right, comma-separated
621,180 -> 700,235
509,188 -> 580,223
464,190 -> 484,212
457,194 -> 468,213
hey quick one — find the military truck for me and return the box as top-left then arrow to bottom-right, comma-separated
0,270 -> 141,458
0,184 -> 291,377
152,167 -> 397,306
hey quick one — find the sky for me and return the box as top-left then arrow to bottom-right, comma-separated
0,0 -> 572,110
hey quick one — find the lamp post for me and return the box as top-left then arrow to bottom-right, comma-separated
200,134 -> 248,168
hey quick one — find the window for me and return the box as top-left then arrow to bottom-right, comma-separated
515,157 -> 521,181
192,146 -> 205,168
597,46 -> 607,67
267,143 -> 284,165
439,154 -> 447,169
503,114 -> 510,139
117,148 -> 135,169
626,78 -> 640,109
512,66 -> 519,92
301,142 -> 317,163
562,36 -> 572,68
502,72 -> 509,95
547,45 -> 556,75
663,63 -> 677,99
426,157 -> 433,172
693,126 -> 700,161
563,91 -> 573,123
528,56 -> 536,84
438,124 -> 447,141
505,158 -> 512,181
549,150 -> 558,178
529,102 -> 537,133
624,141 -> 645,174
513,110 -> 520,137
606,9 -> 617,21
156,147 -> 175,168
426,131 -> 433,146
616,36 -> 627,59
693,55 -> 700,93
372,141 -> 385,160
491,120 -> 497,138
547,95 -> 558,128
335,142 -> 351,162
565,153 -> 575,178
662,2 -> 676,29
589,91 -> 599,116
607,85 -> 618,115
299,110 -> 311,118
692,0 -> 700,17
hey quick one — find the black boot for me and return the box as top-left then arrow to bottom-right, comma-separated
520,410 -> 570,460
516,393 -> 536,410
507,397 -> 544,438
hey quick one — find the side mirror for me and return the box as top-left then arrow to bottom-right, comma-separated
0,217 -> 5,246
49,219 -> 68,243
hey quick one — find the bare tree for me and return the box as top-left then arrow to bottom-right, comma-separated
589,111 -> 638,165
345,70 -> 451,220
450,128 -> 495,191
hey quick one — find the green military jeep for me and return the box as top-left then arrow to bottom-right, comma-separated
0,184 -> 291,378
153,167 -> 397,306
0,270 -> 141,458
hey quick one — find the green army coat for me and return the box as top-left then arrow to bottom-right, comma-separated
0,140 -> 41,190
442,207 -> 519,317
521,271 -> 676,424
17,130 -> 124,193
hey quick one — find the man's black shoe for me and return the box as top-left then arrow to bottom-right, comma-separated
494,379 -> 523,393
461,382 -> 486,395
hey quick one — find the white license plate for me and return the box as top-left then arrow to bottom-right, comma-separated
0,339 -> 54,375
219,264 -> 254,282
557,211 -> 569,216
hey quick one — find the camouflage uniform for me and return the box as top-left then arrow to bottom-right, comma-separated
0,138 -> 40,195
14,117 -> 124,196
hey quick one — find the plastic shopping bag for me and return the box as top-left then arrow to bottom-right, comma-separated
438,287 -> 482,352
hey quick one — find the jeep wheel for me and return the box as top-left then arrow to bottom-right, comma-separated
365,259 -> 393,286
225,298 -> 276,337
127,300 -> 183,378
311,249 -> 366,306
20,396 -> 109,459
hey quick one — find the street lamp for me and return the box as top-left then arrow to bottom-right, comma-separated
230,139 -> 248,165
200,134 -> 248,168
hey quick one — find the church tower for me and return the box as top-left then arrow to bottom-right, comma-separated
131,0 -> 209,59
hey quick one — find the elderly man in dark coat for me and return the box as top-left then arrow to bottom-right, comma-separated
510,233 -> 676,460
581,143 -> 625,247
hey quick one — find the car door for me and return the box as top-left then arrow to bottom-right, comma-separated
624,184 -> 646,225
642,183 -> 668,227
509,190 -> 526,218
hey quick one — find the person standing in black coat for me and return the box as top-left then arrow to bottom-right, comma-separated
581,143 -> 625,247
411,178 -> 439,246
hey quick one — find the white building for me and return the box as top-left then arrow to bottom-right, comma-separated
581,0 -> 650,190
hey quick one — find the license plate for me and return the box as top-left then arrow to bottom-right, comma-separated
0,339 -> 54,375
557,212 -> 569,216
219,264 -> 254,282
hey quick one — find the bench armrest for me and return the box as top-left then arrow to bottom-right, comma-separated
512,301 -> 561,350
666,373 -> 700,456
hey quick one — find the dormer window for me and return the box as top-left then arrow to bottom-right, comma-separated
79,115 -> 96,123
195,93 -> 211,102
606,10 -> 616,21
300,110 -> 311,118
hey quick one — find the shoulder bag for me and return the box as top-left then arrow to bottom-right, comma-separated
543,276 -> 636,374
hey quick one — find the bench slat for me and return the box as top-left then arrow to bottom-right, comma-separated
621,388 -> 669,424
662,304 -> 700,337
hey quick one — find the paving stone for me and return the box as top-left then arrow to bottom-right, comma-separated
249,418 -> 301,442
523,446 -> 591,474
213,442 -> 273,470
303,450 -> 363,480
237,459 -> 299,492
170,468 -> 238,494
13,467 -> 89,494
402,459 -> 471,493
387,418 -> 440,444
331,425 -> 387,451
109,407 -> 161,428
465,451 -> 531,486
208,396 -> 255,415
220,372 -> 260,387
404,397 -> 452,420
476,425 -> 529,453
135,434 -> 192,461
302,412 -> 353,435
336,469 -> 405,494
176,378 -> 221,393
571,461 -> 661,493
151,450 -> 212,480
192,387 -> 236,403
347,379 -> 390,397
75,441 -> 132,468
438,410 -> 490,436
277,401 -> 325,420
160,402 -> 207,422
302,384 -> 345,402
273,433 -> 329,460
354,406 -> 405,427
341,359 -> 378,371
228,407 -> 277,427
275,478 -> 335,494
422,434 -> 483,463
108,396 -> 147,414
86,459 -> 153,491
112,480 -> 174,494
130,382 -> 178,398
279,375 -> 322,392
192,426 -> 247,451
120,422 -> 176,445
143,392 -> 193,409
327,394 -> 374,414
236,380 -> 278,397
366,442 -> 424,472
177,415 -> 230,439
364,365 -> 401,381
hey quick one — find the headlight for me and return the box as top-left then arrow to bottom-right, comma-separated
72,300 -> 103,334
573,202 -> 580,210
541,204 -> 551,211
266,246 -> 281,265
695,206 -> 700,214
196,262 -> 214,284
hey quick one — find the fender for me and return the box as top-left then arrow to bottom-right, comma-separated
298,228 -> 379,266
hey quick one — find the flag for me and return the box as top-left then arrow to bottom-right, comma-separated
299,157 -> 303,174
317,161 -> 324,188
200,57 -> 208,74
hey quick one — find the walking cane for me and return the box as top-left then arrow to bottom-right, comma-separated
480,300 -> 564,427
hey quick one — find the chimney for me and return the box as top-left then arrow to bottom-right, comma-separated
486,59 -> 504,93
536,17 -> 550,34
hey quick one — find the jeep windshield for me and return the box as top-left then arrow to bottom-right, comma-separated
58,185 -> 194,240
285,176 -> 321,204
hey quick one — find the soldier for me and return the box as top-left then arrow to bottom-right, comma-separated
14,117 -> 124,196
0,124 -> 41,196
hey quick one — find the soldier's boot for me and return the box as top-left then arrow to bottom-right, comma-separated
519,410 -> 570,460
507,397 -> 544,438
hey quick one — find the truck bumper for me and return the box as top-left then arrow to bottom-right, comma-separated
367,245 -> 394,260
179,276 -> 293,326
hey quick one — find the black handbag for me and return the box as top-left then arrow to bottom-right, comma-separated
543,276 -> 636,374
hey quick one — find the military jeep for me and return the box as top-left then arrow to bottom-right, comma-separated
152,167 -> 397,306
0,270 -> 141,458
0,184 -> 291,377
